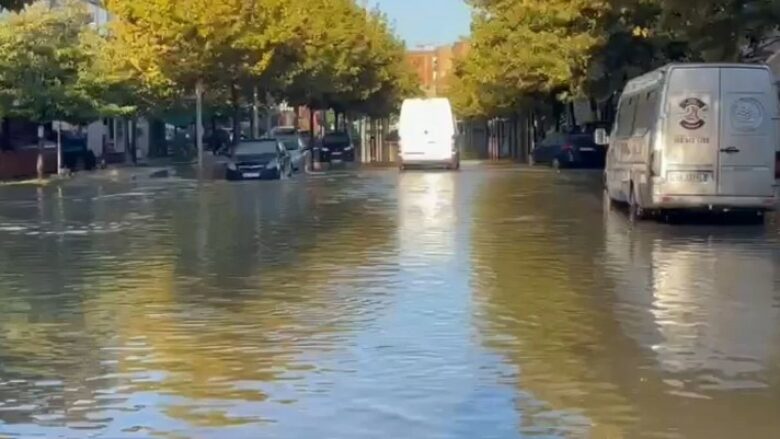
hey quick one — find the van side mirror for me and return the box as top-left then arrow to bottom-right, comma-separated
594,128 -> 610,146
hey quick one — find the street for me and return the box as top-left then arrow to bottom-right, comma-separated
0,164 -> 779,438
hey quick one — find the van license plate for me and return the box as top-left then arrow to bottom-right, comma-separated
667,171 -> 712,183
242,172 -> 260,178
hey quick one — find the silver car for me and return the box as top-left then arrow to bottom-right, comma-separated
271,127 -> 308,172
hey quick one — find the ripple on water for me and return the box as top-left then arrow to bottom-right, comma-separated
0,168 -> 778,438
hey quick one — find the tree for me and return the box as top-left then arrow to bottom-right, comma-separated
450,0 -> 609,121
455,0 -> 780,125
0,0 -> 106,176
102,0 -> 298,166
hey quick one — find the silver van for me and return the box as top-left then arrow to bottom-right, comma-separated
599,63 -> 778,219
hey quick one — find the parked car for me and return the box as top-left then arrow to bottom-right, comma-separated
60,135 -> 96,171
602,63 -> 778,220
530,132 -> 605,169
319,132 -> 355,163
271,127 -> 308,172
225,138 -> 292,181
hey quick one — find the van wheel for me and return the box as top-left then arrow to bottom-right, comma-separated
629,187 -> 646,222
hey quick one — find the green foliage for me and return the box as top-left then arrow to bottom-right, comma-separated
102,0 -> 415,119
0,1 -> 106,124
453,0 -> 780,119
0,0 -> 418,128
450,0 -> 608,118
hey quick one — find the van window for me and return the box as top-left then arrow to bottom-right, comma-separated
633,89 -> 659,133
616,96 -> 637,137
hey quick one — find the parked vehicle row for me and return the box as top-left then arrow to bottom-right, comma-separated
223,127 -> 358,181
530,132 -> 605,169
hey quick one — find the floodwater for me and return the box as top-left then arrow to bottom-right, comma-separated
0,165 -> 779,438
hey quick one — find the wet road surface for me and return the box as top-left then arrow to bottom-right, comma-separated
0,164 -> 779,438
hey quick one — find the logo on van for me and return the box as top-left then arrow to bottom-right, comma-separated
679,97 -> 708,130
731,98 -> 764,132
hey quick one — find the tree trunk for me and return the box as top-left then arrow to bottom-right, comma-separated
36,124 -> 44,180
1,117 -> 10,151
265,92 -> 273,134
231,82 -> 240,145
309,106 -> 316,167
252,86 -> 260,139
569,101 -> 577,131
130,119 -> 138,165
195,79 -> 205,170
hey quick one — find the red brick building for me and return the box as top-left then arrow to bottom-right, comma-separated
406,41 -> 470,97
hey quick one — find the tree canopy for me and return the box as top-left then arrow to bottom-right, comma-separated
99,0 -> 415,120
0,1 -> 107,124
450,0 -> 780,120
0,0 -> 416,132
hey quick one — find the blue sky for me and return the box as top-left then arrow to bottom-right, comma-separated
371,0 -> 471,47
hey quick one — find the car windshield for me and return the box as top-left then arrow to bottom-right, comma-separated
235,140 -> 277,156
277,136 -> 300,151
323,133 -> 350,147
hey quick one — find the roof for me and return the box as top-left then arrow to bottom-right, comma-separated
623,62 -> 771,95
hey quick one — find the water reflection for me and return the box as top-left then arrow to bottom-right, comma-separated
0,175 -> 400,436
0,167 -> 779,438
472,169 -> 780,438
605,210 -> 780,387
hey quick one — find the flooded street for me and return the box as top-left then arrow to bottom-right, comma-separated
1,164 -> 779,438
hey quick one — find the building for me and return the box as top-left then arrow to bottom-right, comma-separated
406,41 -> 470,97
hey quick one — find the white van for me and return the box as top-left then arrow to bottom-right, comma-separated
601,63 -> 778,219
398,98 -> 460,170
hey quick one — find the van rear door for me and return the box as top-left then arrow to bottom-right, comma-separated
718,67 -> 776,197
664,67 -> 720,195
400,100 -> 454,159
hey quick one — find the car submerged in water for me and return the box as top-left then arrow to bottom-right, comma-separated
270,126 -> 309,172
319,132 -> 355,163
529,132 -> 606,169
225,138 -> 293,181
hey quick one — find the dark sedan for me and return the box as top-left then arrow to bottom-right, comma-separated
226,139 -> 293,181
319,132 -> 355,163
530,133 -> 606,169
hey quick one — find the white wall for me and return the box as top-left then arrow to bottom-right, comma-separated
86,121 -> 105,156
